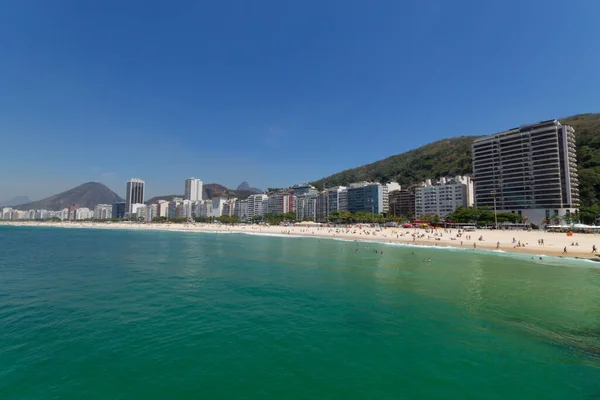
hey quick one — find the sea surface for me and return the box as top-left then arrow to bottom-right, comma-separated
1,226 -> 600,399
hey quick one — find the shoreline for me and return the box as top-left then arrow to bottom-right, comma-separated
3,221 -> 600,262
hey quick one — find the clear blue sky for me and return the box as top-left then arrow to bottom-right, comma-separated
1,0 -> 599,200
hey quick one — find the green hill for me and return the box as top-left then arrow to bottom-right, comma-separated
311,135 -> 478,190
311,113 -> 600,208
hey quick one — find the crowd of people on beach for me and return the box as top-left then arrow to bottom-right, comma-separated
3,220 -> 600,259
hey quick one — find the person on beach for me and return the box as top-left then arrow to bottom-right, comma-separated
496,241 -> 500,249
593,245 -> 597,254
563,246 -> 567,254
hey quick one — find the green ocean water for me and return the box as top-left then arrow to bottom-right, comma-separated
1,226 -> 599,399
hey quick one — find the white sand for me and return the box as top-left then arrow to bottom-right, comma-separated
3,221 -> 600,260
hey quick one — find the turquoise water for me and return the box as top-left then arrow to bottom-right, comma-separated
1,226 -> 600,399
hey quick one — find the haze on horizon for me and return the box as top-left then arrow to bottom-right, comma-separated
1,1 -> 599,201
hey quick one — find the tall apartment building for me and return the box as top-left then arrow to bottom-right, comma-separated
472,120 -> 579,225
414,176 -> 474,218
347,182 -> 385,215
156,200 -> 169,218
389,186 -> 417,217
112,202 -> 126,219
295,195 -> 317,221
1,207 -> 13,220
267,194 -> 295,215
234,199 -> 249,221
383,182 -> 401,214
316,191 -> 328,221
125,178 -> 145,216
292,184 -> 318,197
327,186 -> 347,213
222,198 -> 237,217
192,200 -> 213,218
247,194 -> 268,219
211,197 -> 228,218
184,178 -> 203,201
93,204 -> 113,219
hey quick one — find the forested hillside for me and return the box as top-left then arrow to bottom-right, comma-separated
311,113 -> 600,216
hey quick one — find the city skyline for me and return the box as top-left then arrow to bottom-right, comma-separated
1,1 -> 599,200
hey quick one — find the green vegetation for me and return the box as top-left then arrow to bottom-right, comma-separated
311,136 -> 477,189
560,114 -> 600,222
445,207 -> 523,225
311,113 -> 600,222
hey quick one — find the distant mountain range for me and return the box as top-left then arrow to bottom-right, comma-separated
311,113 -> 600,208
0,196 -> 31,207
12,182 -> 123,211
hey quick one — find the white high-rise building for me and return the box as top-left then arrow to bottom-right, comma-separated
415,176 -> 474,218
234,199 -> 248,221
212,197 -> 228,218
222,198 -> 237,217
157,200 -> 169,217
247,194 -> 268,219
94,204 -> 113,220
1,207 -> 13,220
125,178 -> 145,216
185,178 -> 203,202
295,195 -> 317,221
75,207 -> 94,220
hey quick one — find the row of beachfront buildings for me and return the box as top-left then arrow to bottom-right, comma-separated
1,119 -> 579,226
0,177 -> 474,223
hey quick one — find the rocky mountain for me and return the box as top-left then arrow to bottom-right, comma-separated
237,181 -> 262,193
13,182 -> 123,211
0,196 -> 31,207
311,113 -> 600,208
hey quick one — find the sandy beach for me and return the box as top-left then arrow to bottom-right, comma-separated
3,220 -> 600,261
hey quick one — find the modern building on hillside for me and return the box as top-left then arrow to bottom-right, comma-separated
292,184 -> 318,197
472,120 -> 579,225
347,182 -> 385,215
125,178 -> 145,216
185,178 -> 203,202
414,176 -> 474,218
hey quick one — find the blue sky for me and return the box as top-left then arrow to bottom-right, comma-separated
1,0 -> 599,200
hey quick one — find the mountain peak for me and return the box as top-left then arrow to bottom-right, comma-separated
236,181 -> 262,193
13,182 -> 123,211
